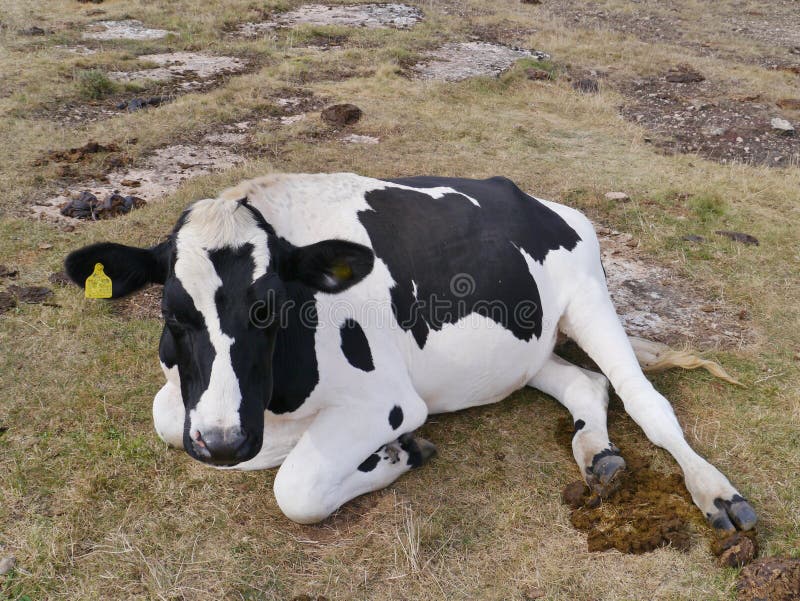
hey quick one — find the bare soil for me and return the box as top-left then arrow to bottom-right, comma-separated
619,74 -> 800,167
598,228 -> 750,347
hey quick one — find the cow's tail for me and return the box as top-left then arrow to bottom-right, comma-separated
628,336 -> 742,386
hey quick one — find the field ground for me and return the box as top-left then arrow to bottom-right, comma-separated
1,0 -> 799,599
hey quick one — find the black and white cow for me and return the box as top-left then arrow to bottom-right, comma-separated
65,173 -> 757,531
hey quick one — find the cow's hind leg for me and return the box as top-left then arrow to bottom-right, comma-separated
562,282 -> 757,533
528,355 -> 626,496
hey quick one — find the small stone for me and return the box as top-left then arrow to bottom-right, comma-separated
561,481 -> 589,509
525,68 -> 550,80
771,117 -> 795,135
120,179 -> 141,187
573,78 -> 599,94
604,191 -> 630,202
38,243 -> 53,250
321,103 -> 363,126
0,556 -> 15,576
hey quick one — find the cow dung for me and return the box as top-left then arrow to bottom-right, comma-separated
0,291 -> 17,314
712,531 -> 758,568
321,103 -> 363,126
738,558 -> 800,601
557,418 -> 703,554
7,285 -> 54,304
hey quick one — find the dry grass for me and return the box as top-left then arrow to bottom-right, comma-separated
1,0 -> 799,599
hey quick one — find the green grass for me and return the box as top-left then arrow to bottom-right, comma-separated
1,0 -> 799,599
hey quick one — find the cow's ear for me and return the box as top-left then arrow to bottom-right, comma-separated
281,239 -> 374,293
64,240 -> 171,299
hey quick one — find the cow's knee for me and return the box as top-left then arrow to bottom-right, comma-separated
153,383 -> 185,448
273,464 -> 334,524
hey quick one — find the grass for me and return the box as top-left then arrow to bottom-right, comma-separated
1,0 -> 799,599
75,69 -> 118,101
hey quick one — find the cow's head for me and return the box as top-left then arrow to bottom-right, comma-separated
65,197 -> 373,466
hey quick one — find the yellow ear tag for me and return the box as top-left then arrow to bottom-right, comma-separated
331,263 -> 352,281
85,263 -> 113,299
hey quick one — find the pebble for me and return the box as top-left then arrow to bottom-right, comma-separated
0,556 -> 15,576
771,117 -> 795,135
604,191 -> 630,201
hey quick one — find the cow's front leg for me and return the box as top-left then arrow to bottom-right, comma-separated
273,394 -> 430,524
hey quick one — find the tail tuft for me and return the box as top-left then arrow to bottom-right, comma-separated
628,336 -> 742,386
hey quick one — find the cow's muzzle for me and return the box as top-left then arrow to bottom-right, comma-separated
190,427 -> 260,466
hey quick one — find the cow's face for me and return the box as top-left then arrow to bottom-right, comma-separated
65,198 -> 374,466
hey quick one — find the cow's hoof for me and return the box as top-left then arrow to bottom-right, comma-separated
708,495 -> 758,533
398,433 -> 437,468
586,449 -> 626,497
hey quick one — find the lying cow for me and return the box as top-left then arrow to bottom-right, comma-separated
65,173 -> 756,532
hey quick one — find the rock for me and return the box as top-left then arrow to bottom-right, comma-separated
573,78 -> 599,94
771,117 -> 795,135
321,104 -> 363,126
665,66 -> 705,83
682,234 -> 706,243
715,230 -> 759,246
38,243 -> 53,250
8,285 -> 54,304
116,96 -> 165,112
604,191 -> 630,202
712,532 -> 758,568
0,265 -> 18,279
776,99 -> 800,111
525,68 -> 551,80
0,556 -> 15,576
561,481 -> 589,509
738,557 -> 800,601
0,292 -> 16,314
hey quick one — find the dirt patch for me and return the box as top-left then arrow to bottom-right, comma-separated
738,558 -> 800,601
414,42 -> 549,81
619,75 -> 800,166
82,20 -> 172,40
556,418 -> 705,554
33,142 -> 245,223
597,227 -> 749,347
236,3 -> 422,37
109,52 -> 247,89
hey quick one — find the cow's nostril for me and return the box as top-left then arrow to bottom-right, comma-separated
194,428 -> 254,465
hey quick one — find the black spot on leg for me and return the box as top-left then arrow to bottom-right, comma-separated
358,453 -> 381,472
574,419 -> 586,432
389,405 -> 403,430
340,318 -> 374,372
